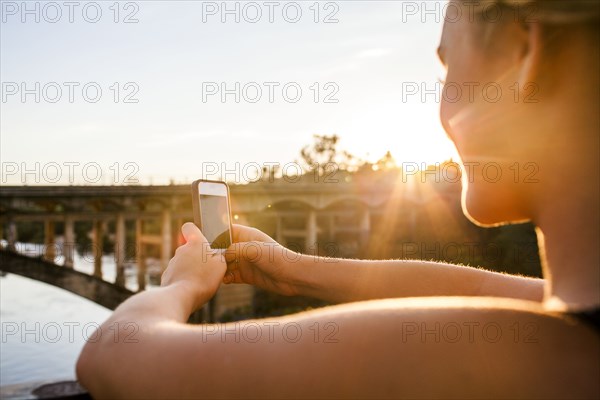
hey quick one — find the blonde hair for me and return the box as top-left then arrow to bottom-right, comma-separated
470,0 -> 600,24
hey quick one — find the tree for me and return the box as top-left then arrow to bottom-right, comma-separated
373,151 -> 396,171
298,134 -> 361,176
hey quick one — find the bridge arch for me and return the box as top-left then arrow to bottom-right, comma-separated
321,197 -> 370,211
0,250 -> 134,310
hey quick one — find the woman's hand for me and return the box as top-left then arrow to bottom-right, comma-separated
161,222 -> 227,311
223,224 -> 306,297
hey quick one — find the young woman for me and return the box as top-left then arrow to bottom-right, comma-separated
77,1 -> 599,398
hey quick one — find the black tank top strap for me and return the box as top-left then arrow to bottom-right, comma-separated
568,307 -> 600,334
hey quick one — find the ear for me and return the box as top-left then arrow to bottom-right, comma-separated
517,20 -> 542,86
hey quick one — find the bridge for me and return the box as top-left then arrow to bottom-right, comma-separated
0,176 -> 459,317
0,250 -> 133,310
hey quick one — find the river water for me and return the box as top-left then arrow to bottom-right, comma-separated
0,242 -> 151,387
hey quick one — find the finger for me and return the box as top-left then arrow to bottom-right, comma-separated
231,224 -> 275,244
181,222 -> 208,246
223,270 -> 236,284
223,242 -> 262,270
231,269 -> 244,284
226,269 -> 244,284
224,242 -> 240,265
231,224 -> 253,243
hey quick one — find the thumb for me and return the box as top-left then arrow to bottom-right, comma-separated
181,222 -> 209,246
224,241 -> 244,266
225,241 -> 273,266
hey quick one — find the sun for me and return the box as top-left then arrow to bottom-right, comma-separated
342,102 -> 458,167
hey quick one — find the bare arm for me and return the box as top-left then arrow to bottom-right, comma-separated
224,225 -> 545,303
297,257 -> 545,303
77,224 -> 594,399
77,287 -> 593,399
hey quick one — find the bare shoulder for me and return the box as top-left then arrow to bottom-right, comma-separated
286,296 -> 600,399
181,297 -> 599,399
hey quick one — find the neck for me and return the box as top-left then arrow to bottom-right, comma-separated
538,201 -> 600,311
535,129 -> 600,312
534,35 -> 599,311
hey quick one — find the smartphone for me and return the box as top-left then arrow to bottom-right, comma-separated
191,179 -> 233,251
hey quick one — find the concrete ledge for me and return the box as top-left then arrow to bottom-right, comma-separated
0,380 -> 90,400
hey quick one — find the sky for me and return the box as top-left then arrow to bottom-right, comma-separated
1,1 -> 457,185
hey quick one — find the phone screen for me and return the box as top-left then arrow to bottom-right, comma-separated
197,182 -> 232,249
